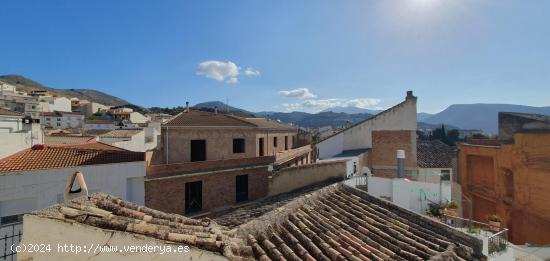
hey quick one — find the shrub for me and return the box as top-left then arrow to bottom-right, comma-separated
487,215 -> 502,222
447,201 -> 459,209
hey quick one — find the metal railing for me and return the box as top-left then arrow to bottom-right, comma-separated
1,222 -> 22,261
443,214 -> 509,256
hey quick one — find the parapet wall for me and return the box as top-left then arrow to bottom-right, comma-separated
268,161 -> 346,196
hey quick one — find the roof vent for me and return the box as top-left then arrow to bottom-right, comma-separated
31,144 -> 47,150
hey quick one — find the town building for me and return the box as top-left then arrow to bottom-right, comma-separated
316,91 -> 418,178
82,119 -> 117,130
459,112 -> 550,244
0,141 -> 146,226
79,101 -> 111,116
146,109 -> 312,215
38,96 -> 72,112
19,182 -> 485,260
110,107 -> 149,123
40,110 -> 85,129
97,128 -> 148,152
0,108 -> 43,158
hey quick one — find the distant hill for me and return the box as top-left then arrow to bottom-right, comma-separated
192,101 -> 256,118
417,112 -> 434,121
255,111 -> 374,128
322,106 -> 381,115
423,104 -> 550,134
0,75 -> 133,107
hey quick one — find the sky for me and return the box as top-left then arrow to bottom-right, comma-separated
1,0 -> 549,114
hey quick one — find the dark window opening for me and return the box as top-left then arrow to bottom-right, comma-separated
440,170 -> 451,181
259,138 -> 265,156
185,181 -> 202,214
0,214 -> 23,225
273,137 -> 278,147
284,136 -> 288,150
233,138 -> 245,153
190,140 -> 206,162
236,174 -> 248,203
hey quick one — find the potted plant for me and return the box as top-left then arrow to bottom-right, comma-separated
444,201 -> 459,217
487,215 -> 502,231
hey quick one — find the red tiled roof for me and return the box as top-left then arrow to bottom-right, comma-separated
0,142 -> 144,173
164,110 -> 256,127
242,118 -> 297,131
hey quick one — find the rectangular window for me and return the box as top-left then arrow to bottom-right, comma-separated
190,140 -> 206,162
56,123 -> 61,127
258,138 -> 264,156
273,137 -> 278,147
185,181 -> 202,214
233,138 -> 245,153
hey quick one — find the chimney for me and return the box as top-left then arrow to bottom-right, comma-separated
64,171 -> 89,203
396,150 -> 405,178
214,106 -> 218,115
186,101 -> 189,113
406,91 -> 415,100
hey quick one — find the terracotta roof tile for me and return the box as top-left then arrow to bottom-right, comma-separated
417,140 -> 454,168
0,142 -> 143,173
164,110 -> 256,127
99,129 -> 143,138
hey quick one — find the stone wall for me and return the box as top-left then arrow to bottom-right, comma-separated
268,161 -> 346,196
145,166 -> 269,215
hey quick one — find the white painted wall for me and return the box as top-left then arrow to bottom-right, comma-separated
129,112 -> 149,124
0,161 -> 146,218
83,123 -> 116,130
99,131 -> 146,152
317,132 -> 344,159
316,96 -> 417,159
52,97 -> 72,112
366,177 -> 452,215
42,113 -> 84,129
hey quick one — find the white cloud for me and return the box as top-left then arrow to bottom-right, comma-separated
196,61 -> 260,84
196,60 -> 239,83
281,97 -> 381,112
244,67 -> 260,76
278,88 -> 317,99
343,98 -> 381,108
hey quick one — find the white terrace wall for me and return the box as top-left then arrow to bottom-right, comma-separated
268,161 -> 347,196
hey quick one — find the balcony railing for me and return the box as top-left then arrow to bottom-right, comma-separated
0,222 -> 22,261
443,214 -> 509,256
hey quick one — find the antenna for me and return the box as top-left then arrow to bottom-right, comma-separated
226,97 -> 229,114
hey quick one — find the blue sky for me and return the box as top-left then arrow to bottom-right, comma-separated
1,0 -> 549,113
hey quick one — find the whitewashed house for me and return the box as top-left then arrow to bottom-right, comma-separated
0,108 -> 43,159
0,141 -> 145,225
96,128 -> 147,152
40,111 -> 84,129
82,119 -> 117,130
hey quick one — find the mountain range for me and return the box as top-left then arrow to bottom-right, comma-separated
0,75 -> 133,107
3,75 -> 549,133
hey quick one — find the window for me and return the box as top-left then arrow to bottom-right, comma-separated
236,174 -> 248,203
57,118 -> 61,121
284,136 -> 288,150
273,137 -> 278,147
56,123 -> 61,127
190,140 -> 206,162
440,169 -> 451,181
185,181 -> 202,214
258,138 -> 265,156
233,138 -> 245,153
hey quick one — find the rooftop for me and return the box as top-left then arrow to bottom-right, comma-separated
164,110 -> 297,131
0,141 -> 144,173
40,110 -> 83,117
99,129 -> 143,138
0,107 -> 24,116
28,183 -> 483,260
417,140 -> 454,168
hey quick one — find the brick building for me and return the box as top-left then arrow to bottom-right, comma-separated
460,112 -> 550,244
316,91 -> 418,178
146,109 -> 313,215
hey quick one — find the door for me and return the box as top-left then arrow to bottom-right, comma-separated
258,138 -> 264,156
190,140 -> 206,162
185,181 -> 202,214
236,175 -> 248,203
